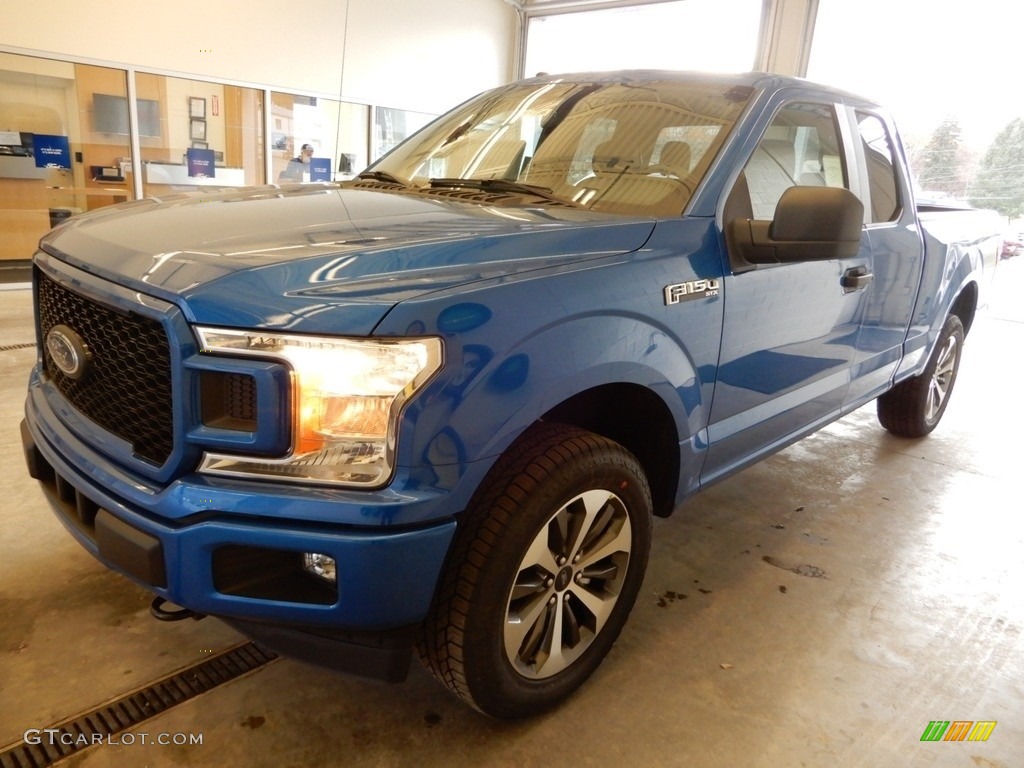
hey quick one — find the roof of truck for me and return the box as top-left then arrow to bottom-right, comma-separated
517,69 -> 879,106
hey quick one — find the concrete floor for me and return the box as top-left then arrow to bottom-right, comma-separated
1,259 -> 1022,768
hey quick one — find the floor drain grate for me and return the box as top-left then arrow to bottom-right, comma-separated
0,642 -> 277,767
0,343 -> 35,352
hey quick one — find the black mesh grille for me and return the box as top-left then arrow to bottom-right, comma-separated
224,373 -> 257,422
200,371 -> 257,432
37,270 -> 174,465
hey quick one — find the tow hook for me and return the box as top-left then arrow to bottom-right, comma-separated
150,596 -> 206,622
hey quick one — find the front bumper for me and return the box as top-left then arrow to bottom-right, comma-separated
21,402 -> 457,681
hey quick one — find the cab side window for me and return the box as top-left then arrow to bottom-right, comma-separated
855,112 -> 901,223
739,102 -> 847,220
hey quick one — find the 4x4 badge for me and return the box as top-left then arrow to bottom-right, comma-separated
46,324 -> 92,380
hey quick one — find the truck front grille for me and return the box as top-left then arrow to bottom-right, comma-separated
37,269 -> 174,465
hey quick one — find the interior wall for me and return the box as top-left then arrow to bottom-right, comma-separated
2,0 -> 517,114
162,80 -> 226,155
342,0 -> 517,109
73,64 -> 144,211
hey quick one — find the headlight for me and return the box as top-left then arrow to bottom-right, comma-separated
195,328 -> 442,487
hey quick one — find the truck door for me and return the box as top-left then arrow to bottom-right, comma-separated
842,109 -> 924,406
702,99 -> 872,484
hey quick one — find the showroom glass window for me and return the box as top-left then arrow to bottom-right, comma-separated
134,72 -> 265,198
0,52 -> 133,262
373,106 -> 434,162
271,92 -> 370,182
524,0 -> 761,75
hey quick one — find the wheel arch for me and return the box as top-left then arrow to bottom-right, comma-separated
949,279 -> 978,336
400,310 -> 710,523
541,383 -> 681,518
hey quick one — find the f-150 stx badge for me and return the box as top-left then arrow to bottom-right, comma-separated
664,278 -> 720,305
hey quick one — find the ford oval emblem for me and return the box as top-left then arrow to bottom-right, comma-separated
46,324 -> 92,380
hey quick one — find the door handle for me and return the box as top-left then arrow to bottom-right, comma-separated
841,265 -> 873,293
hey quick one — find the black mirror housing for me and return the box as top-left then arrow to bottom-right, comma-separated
771,186 -> 864,255
728,185 -> 864,269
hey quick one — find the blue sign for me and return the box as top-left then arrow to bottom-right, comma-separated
33,134 -> 71,169
309,157 -> 331,182
186,148 -> 216,179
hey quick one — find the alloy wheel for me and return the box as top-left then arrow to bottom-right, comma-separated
926,334 -> 959,423
503,489 -> 632,679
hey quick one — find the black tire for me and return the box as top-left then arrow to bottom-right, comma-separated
418,422 -> 652,719
877,314 -> 964,437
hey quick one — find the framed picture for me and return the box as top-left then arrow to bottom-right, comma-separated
190,118 -> 207,141
191,141 -> 208,150
188,97 -> 206,119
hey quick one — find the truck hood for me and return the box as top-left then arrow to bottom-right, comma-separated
41,185 -> 656,334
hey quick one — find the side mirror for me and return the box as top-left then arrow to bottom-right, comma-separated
728,186 -> 864,267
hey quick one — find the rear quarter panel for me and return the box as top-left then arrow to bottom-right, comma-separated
897,207 -> 1004,378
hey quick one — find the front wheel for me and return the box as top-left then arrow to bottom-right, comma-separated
877,314 -> 964,437
418,422 -> 652,718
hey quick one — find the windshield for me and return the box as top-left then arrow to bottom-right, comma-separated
364,77 -> 753,217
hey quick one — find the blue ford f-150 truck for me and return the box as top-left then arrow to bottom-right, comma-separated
22,71 -> 1002,718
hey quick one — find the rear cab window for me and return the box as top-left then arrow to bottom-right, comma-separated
853,111 -> 902,224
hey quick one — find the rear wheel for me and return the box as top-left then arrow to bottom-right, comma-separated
877,314 -> 964,437
418,422 -> 652,718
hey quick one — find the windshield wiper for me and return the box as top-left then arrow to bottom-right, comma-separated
428,178 -> 579,207
535,83 -> 602,150
356,170 -> 407,186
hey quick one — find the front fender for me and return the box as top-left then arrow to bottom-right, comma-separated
463,315 -> 703,461
376,217 -> 726,518
393,312 -> 708,499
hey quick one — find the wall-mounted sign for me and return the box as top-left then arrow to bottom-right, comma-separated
33,134 -> 71,169
186,147 -> 216,178
309,157 -> 331,182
